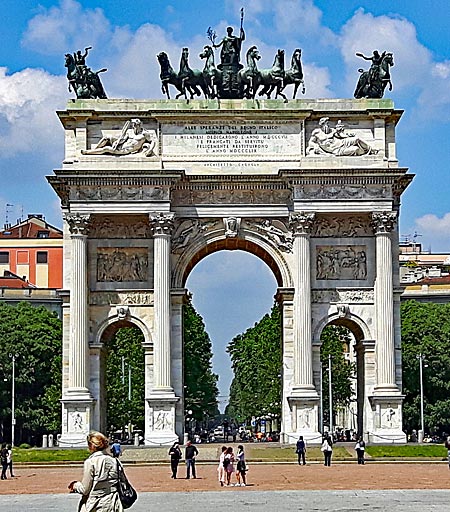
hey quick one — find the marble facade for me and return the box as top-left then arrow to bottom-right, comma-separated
48,98 -> 412,446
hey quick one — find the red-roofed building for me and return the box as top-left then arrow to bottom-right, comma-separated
0,214 -> 63,288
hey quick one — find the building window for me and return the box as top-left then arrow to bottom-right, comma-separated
37,231 -> 50,238
0,252 -> 9,264
36,251 -> 48,264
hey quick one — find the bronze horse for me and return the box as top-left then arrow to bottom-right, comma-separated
354,52 -> 394,99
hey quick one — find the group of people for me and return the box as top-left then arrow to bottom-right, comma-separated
294,434 -> 365,467
0,443 -> 14,480
168,441 -> 248,487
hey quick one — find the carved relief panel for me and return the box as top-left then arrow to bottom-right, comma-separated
97,248 -> 148,282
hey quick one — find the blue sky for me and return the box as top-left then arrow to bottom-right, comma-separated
1,0 -> 450,403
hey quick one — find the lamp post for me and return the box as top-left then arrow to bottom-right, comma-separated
417,353 -> 426,443
9,353 -> 19,447
319,361 -> 323,433
328,353 -> 333,437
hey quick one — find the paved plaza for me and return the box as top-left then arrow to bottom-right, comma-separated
1,490 -> 450,511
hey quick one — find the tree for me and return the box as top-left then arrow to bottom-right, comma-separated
0,302 -> 62,444
183,301 -> 219,423
105,327 -> 145,435
227,305 -> 282,424
320,325 -> 355,425
401,300 -> 450,434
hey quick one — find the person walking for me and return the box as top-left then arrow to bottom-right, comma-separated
223,446 -> 235,486
111,439 -> 122,458
168,441 -> 182,479
355,436 -> 365,465
0,443 -> 8,480
217,445 -> 227,486
6,444 -> 14,477
235,445 -> 247,487
68,431 -> 122,511
321,434 -> 333,466
185,440 -> 198,479
296,435 -> 306,465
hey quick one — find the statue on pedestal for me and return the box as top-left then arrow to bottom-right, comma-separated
65,46 -> 107,99
354,50 -> 394,99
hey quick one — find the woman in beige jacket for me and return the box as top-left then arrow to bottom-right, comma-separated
68,431 -> 123,512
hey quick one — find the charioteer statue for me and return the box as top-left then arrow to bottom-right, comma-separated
354,49 -> 394,99
65,46 -> 108,99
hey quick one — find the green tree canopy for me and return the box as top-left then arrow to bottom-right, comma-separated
320,325 -> 355,425
0,302 -> 62,444
105,326 -> 145,435
401,300 -> 450,434
226,304 -> 282,424
183,301 -> 219,422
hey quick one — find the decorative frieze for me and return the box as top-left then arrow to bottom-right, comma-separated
316,245 -> 367,280
90,216 -> 150,239
294,185 -> 390,200
70,185 -> 167,201
313,215 -> 370,237
90,291 -> 154,306
172,186 -> 291,205
311,289 -> 374,303
97,248 -> 148,282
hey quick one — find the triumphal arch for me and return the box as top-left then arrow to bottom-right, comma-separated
48,94 -> 412,446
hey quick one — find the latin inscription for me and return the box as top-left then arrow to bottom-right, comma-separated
161,120 -> 302,157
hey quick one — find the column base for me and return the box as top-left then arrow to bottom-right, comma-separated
369,394 -> 405,444
285,395 -> 322,444
290,385 -> 319,399
59,392 -> 95,448
145,394 -> 180,447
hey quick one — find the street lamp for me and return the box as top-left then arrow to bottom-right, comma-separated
9,353 -> 19,447
417,353 -> 427,442
328,353 -> 333,437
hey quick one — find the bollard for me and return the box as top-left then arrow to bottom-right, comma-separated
42,435 -> 48,448
183,433 -> 189,445
57,433 -> 62,447
418,429 -> 424,443
48,433 -> 54,447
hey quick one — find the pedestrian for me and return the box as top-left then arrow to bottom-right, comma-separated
185,440 -> 198,479
355,436 -> 365,465
235,444 -> 247,487
168,441 -> 182,479
111,439 -> 122,458
218,445 -> 227,486
296,435 -> 306,465
321,433 -> 333,466
68,431 -> 122,511
223,446 -> 235,486
0,443 -> 8,480
445,436 -> 450,469
6,444 -> 14,477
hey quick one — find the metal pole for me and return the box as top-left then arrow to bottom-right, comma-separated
11,355 -> 16,447
128,364 -> 132,401
419,354 -> 424,436
328,353 -> 333,436
319,361 -> 323,433
121,356 -> 125,385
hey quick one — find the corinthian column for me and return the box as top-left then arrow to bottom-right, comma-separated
371,211 -> 398,392
66,213 -> 91,393
289,212 -> 317,395
150,212 -> 175,393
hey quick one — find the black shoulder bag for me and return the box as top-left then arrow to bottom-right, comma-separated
116,459 -> 138,509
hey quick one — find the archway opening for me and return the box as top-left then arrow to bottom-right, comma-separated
100,322 -> 145,443
185,249 -> 280,441
320,322 -> 363,439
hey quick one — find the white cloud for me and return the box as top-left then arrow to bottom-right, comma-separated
0,67 -> 67,157
416,61 -> 450,121
22,0 -> 112,55
414,213 -> 450,252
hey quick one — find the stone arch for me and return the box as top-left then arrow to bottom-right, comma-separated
313,311 -> 371,344
172,226 -> 292,288
95,314 -> 153,347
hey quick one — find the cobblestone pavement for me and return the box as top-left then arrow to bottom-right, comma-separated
1,490 -> 450,511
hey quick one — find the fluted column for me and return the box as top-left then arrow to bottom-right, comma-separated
372,211 -> 398,392
290,212 -> 316,394
150,212 -> 175,393
66,213 -> 91,393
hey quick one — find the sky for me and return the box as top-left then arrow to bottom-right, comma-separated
1,0 -> 450,405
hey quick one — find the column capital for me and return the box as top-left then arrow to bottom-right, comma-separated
65,213 -> 91,236
371,211 -> 397,234
289,212 -> 316,235
149,212 -> 175,236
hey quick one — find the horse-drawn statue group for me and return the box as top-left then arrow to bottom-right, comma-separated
63,10 -> 394,102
